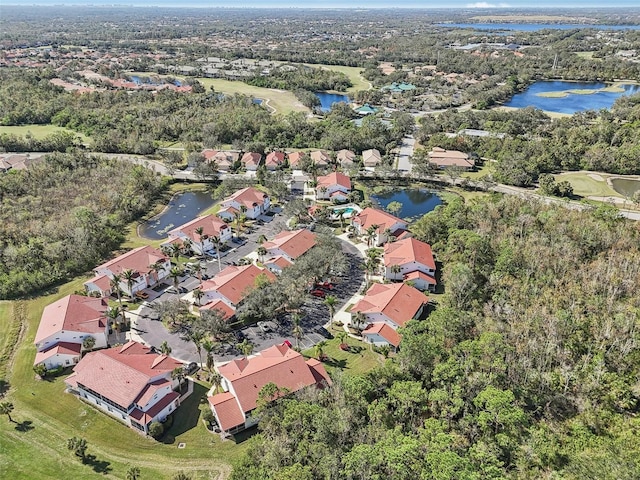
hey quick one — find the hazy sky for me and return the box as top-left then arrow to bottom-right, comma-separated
4,1 -> 640,7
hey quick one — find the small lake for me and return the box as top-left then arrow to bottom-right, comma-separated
610,178 -> 640,198
437,23 -> 640,31
315,92 -> 350,112
504,81 -> 640,114
139,191 -> 216,240
371,188 -> 442,222
129,75 -> 182,86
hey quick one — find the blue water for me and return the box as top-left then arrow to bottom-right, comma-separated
438,23 -> 640,31
253,98 -> 263,104
504,81 -> 640,114
371,188 -> 442,222
139,191 -> 216,240
315,92 -> 350,112
130,75 -> 182,87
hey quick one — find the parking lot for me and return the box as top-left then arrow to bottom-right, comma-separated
130,206 -> 364,364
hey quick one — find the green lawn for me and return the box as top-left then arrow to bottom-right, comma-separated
0,124 -> 90,144
0,276 -> 248,480
302,63 -> 370,93
553,172 -> 621,198
302,325 -> 385,376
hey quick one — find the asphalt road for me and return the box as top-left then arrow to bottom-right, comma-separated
132,210 -> 364,364
397,134 -> 415,173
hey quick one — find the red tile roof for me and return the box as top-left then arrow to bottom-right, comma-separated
306,358 -> 332,386
263,229 -> 317,260
129,391 -> 179,426
428,147 -> 475,168
202,149 -> 219,160
35,295 -> 108,344
241,152 -> 262,167
265,151 -> 285,167
168,214 -> 230,242
34,342 -> 81,365
287,151 -> 306,167
352,208 -> 407,234
199,299 -> 235,320
363,323 -> 401,347
224,187 -> 269,210
404,271 -> 437,286
217,344 -> 326,414
85,274 -> 111,292
96,245 -> 168,276
310,150 -> 331,165
266,255 -> 293,270
208,391 -> 245,431
317,172 -> 351,190
201,265 -> 275,305
351,283 -> 426,327
384,237 -> 436,270
136,378 -> 172,407
66,341 -> 183,409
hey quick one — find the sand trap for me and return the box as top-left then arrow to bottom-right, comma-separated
588,173 -> 604,181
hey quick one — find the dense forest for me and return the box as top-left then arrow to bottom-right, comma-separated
0,152 -> 166,298
0,70 -> 408,156
414,94 -> 640,184
232,196 -> 640,479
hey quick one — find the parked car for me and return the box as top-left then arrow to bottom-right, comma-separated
310,289 -> 326,298
184,362 -> 199,374
283,340 -> 293,348
178,286 -> 188,294
257,321 -> 271,333
315,326 -> 334,340
135,291 -> 149,299
235,330 -> 246,341
317,282 -> 334,290
166,287 -> 179,294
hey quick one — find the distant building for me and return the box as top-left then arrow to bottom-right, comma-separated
265,151 -> 285,170
262,228 -> 317,264
427,147 -> 475,170
314,172 -> 352,202
383,237 -> 437,292
351,207 -> 408,246
217,187 -> 270,220
165,214 -> 232,255
240,152 -> 262,171
361,149 -> 382,170
200,264 -> 275,310
336,149 -> 357,168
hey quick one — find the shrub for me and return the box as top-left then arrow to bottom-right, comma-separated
149,421 -> 164,439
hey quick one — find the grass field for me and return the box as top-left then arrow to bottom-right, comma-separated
302,325 -> 385,376
0,124 -> 90,143
553,172 -> 621,198
302,63 -> 370,93
0,276 -> 248,479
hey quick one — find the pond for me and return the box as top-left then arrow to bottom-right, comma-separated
370,188 -> 442,222
504,81 -> 640,114
610,178 -> 640,198
315,92 -> 350,112
139,191 -> 216,240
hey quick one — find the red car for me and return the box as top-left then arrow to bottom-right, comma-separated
317,282 -> 334,290
310,289 -> 326,298
283,340 -> 293,348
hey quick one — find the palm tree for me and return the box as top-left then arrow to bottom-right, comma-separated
0,401 -> 14,422
191,262 -> 203,283
110,273 -> 123,310
201,339 -> 217,372
159,340 -> 172,355
337,210 -> 346,230
352,311 -> 366,332
383,227 -> 393,244
192,287 -> 204,306
122,268 -> 137,299
210,235 -> 222,272
314,340 -> 328,361
149,261 -> 165,284
337,331 -> 348,349
209,370 -> 222,394
390,264 -> 402,280
126,466 -> 141,480
366,224 -> 379,247
256,246 -> 267,264
181,329 -> 205,367
168,266 -> 183,289
324,295 -> 337,324
181,238 -> 193,257
173,473 -> 192,480
82,336 -> 96,351
171,367 -> 186,394
106,306 -> 121,333
169,242 -> 182,264
291,313 -> 303,349
194,226 -> 206,256
237,339 -> 253,358
66,436 -> 87,460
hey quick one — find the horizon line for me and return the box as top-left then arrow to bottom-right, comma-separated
3,4 -> 640,8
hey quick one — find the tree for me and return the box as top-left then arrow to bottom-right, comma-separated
171,367 -> 186,394
211,235 -> 223,272
292,313 -> 303,349
67,436 -> 87,460
386,201 -> 403,216
181,328 -> 205,367
257,246 -> 267,264
172,473 -> 192,480
314,340 -> 328,360
337,331 -> 348,349
159,340 -> 172,355
82,336 -> 96,351
366,224 -> 379,247
191,262 -> 203,283
33,363 -> 47,378
390,264 -> 402,280
168,266 -> 183,289
192,287 -> 204,306
148,421 -> 164,439
110,273 -> 123,312
148,261 -> 165,283
106,305 -> 122,333
169,243 -> 182,264
238,339 -> 254,358
0,401 -> 14,422
126,466 -> 141,480
201,338 -> 217,372
122,268 -> 137,298
194,226 -> 206,256
324,295 -> 338,323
